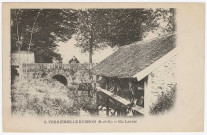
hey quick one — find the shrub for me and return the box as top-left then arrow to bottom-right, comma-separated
11,78 -> 82,116
149,84 -> 177,115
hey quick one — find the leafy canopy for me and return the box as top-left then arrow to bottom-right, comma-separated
11,9 -> 78,62
75,8 -> 176,63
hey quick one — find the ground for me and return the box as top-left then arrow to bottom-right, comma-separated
11,76 -> 97,117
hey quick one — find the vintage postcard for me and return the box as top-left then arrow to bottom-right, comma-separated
2,2 -> 205,132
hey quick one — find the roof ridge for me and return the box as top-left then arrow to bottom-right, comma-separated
120,33 -> 176,49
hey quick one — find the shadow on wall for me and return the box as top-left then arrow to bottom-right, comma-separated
11,66 -> 19,85
52,75 -> 68,86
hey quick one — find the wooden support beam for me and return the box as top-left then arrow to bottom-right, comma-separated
144,76 -> 149,115
97,87 -> 130,106
106,96 -> 109,116
121,107 -> 127,116
131,106 -> 145,115
97,87 -> 144,115
95,91 -> 99,115
117,109 -> 121,116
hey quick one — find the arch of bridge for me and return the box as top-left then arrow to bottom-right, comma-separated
22,63 -> 93,84
46,69 -> 73,84
45,64 -> 92,84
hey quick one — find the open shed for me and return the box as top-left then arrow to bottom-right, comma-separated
92,34 -> 177,116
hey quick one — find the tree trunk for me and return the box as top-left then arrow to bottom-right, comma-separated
15,10 -> 20,65
28,10 -> 41,63
89,31 -> 93,63
16,10 -> 22,82
89,43 -> 92,63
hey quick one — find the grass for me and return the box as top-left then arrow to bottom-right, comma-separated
11,77 -> 95,117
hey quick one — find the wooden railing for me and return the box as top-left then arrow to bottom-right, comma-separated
96,87 -> 145,116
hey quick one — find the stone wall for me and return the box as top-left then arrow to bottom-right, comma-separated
18,63 -> 98,113
147,56 -> 176,111
21,63 -> 95,85
76,90 -> 97,111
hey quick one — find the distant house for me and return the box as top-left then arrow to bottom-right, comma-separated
11,51 -> 35,66
11,51 -> 35,83
92,34 -> 177,116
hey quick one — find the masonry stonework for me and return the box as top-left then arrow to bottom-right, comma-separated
19,63 -> 98,111
147,56 -> 176,110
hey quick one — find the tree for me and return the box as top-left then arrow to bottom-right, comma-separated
11,9 -> 24,67
11,9 -> 78,63
75,8 -> 175,63
142,8 -> 176,38
75,9 -> 109,63
156,8 -> 176,33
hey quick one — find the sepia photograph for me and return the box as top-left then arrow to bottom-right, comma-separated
2,2 -> 205,132
10,8 -> 176,117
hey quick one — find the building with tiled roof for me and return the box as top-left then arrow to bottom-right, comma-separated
93,34 -> 177,116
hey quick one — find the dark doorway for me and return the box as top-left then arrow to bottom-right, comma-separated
52,75 -> 68,86
11,66 -> 19,85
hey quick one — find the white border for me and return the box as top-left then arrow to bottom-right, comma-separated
0,1 -> 206,135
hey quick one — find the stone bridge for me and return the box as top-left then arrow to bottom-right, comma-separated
21,63 -> 96,86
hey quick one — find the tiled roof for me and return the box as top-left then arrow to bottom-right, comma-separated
92,34 -> 176,78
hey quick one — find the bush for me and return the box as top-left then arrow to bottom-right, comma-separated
11,78 -> 82,116
149,84 -> 177,115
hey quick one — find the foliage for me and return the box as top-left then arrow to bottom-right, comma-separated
149,84 -> 177,115
11,9 -> 78,63
155,8 -> 176,33
11,77 -> 96,116
75,8 -> 176,63
142,8 -> 176,38
11,8 -> 176,63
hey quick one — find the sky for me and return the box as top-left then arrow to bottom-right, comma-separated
57,36 -> 117,64
57,10 -> 170,64
57,30 -> 164,64
57,18 -> 168,64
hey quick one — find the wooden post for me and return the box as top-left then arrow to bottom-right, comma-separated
116,108 -> 120,116
144,76 -> 149,116
93,75 -> 97,89
106,97 -> 109,116
95,75 -> 99,115
121,107 -> 127,116
96,92 -> 99,115
116,102 -> 121,116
